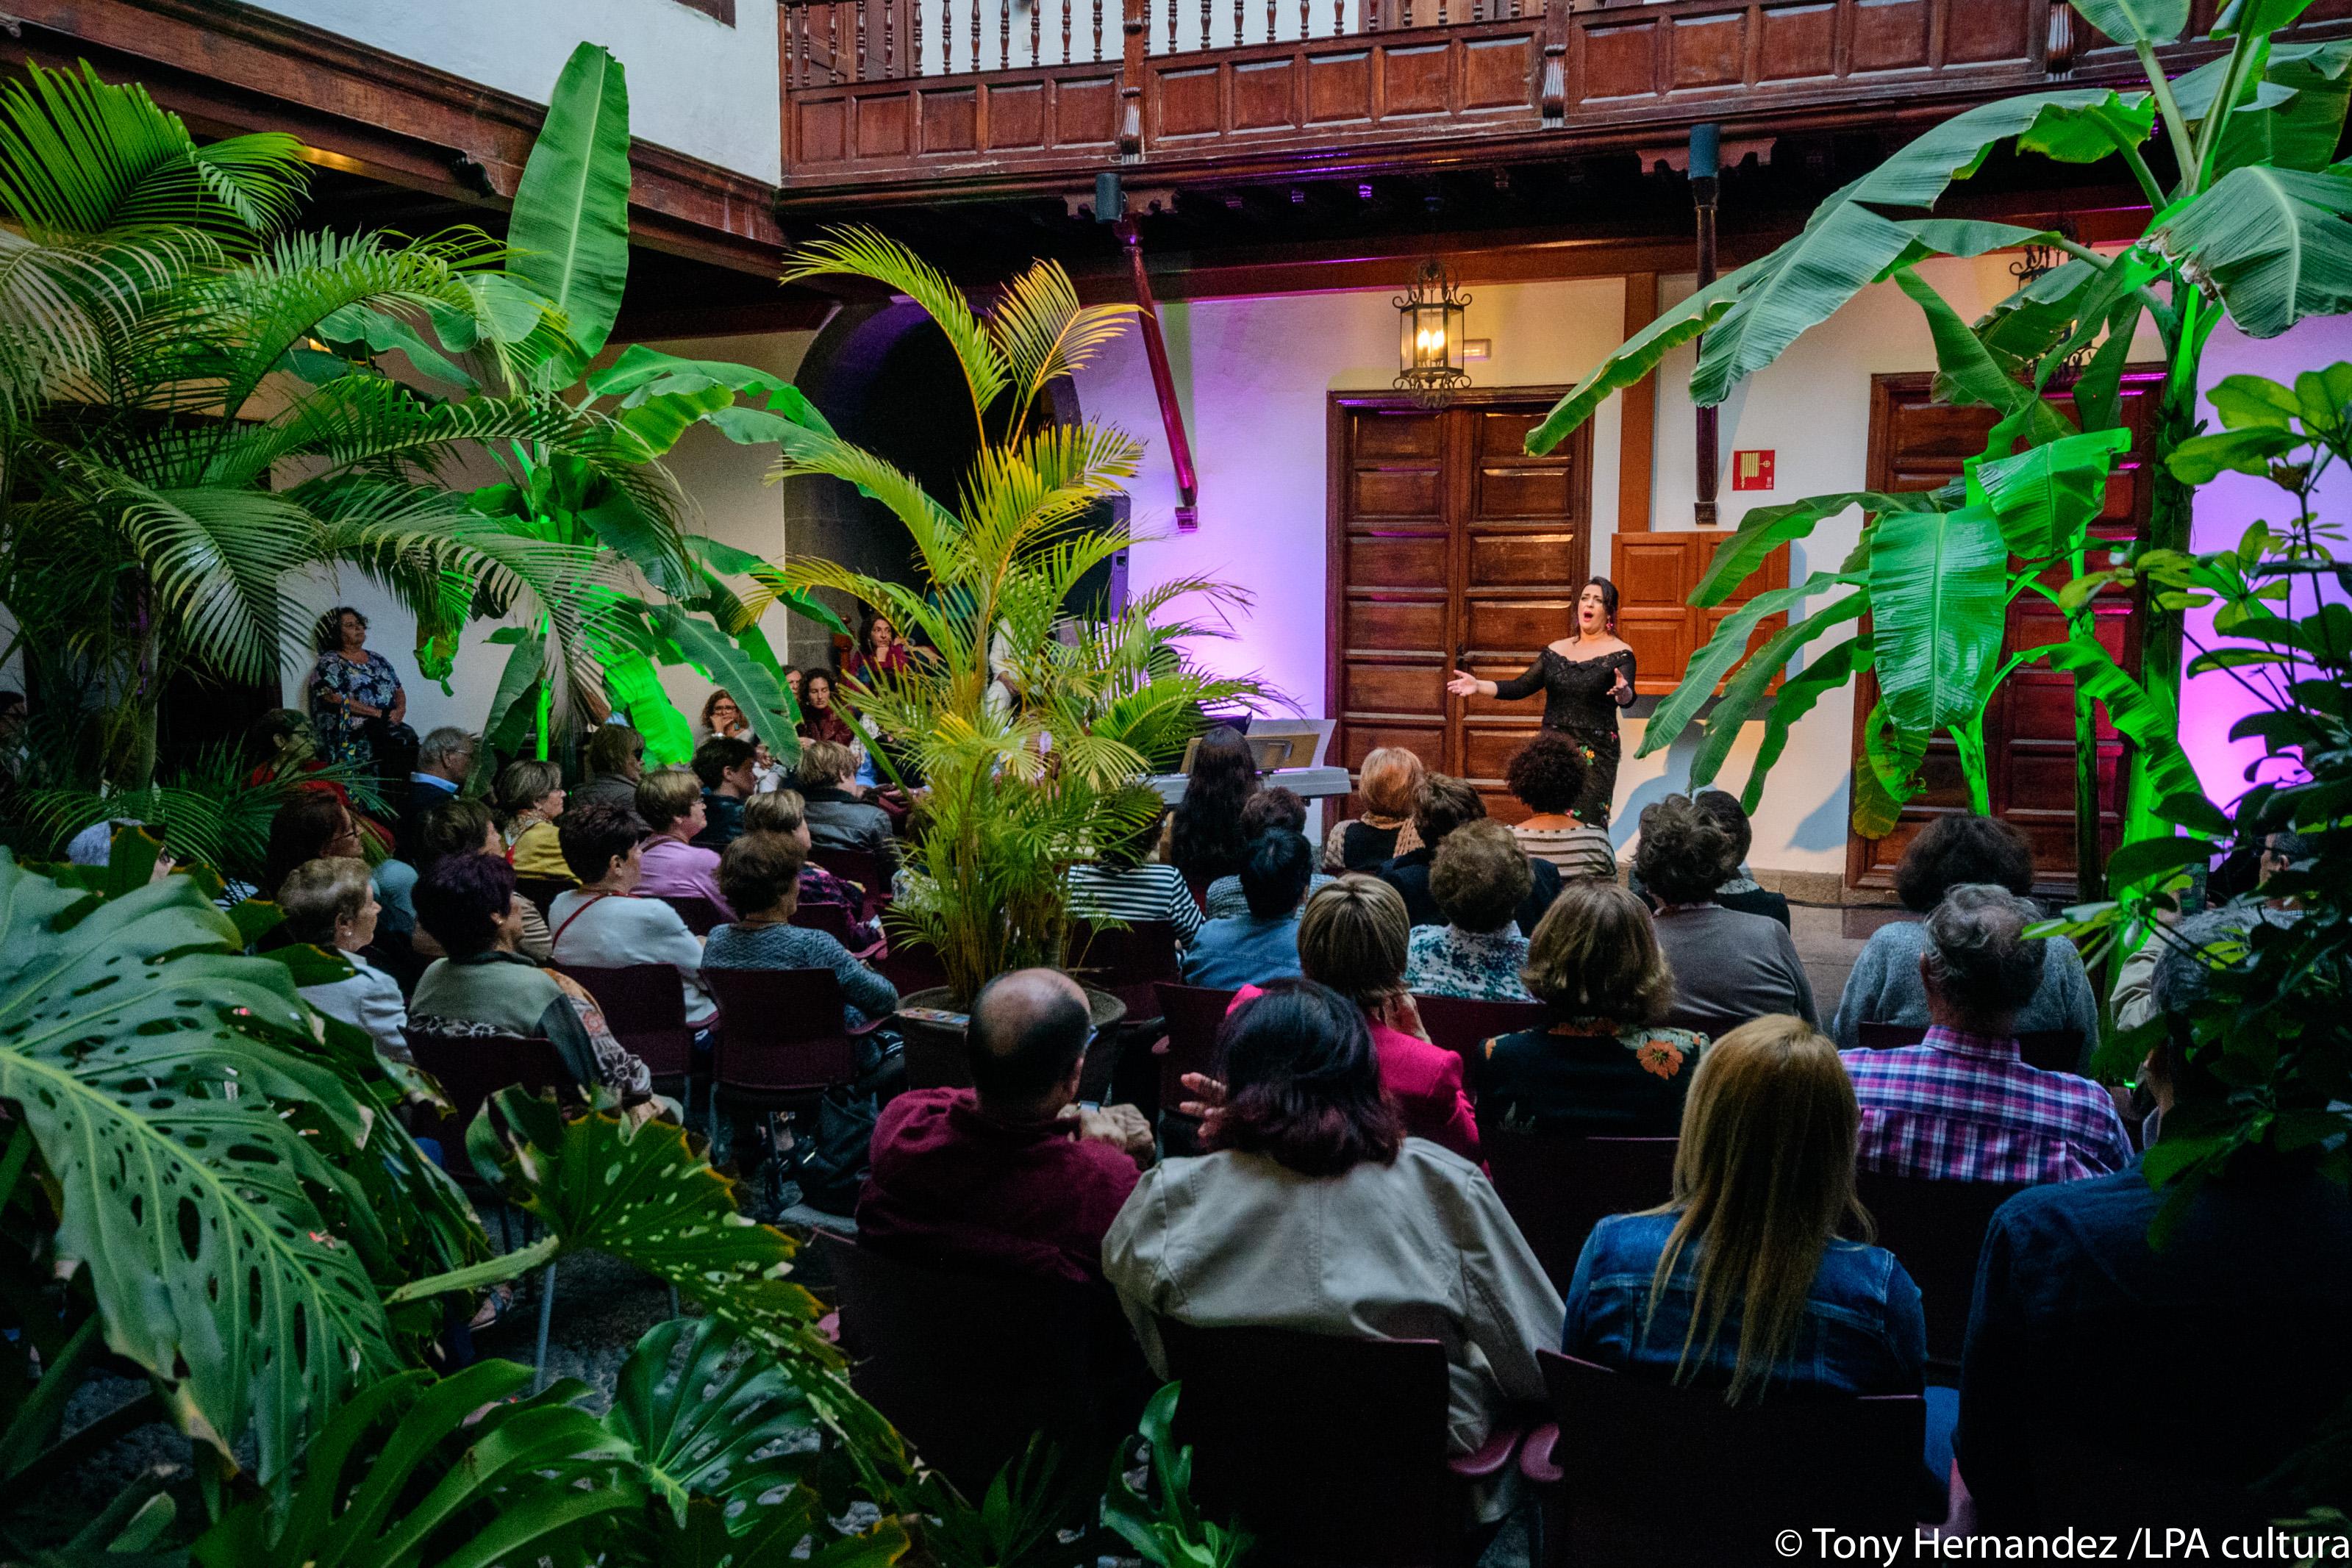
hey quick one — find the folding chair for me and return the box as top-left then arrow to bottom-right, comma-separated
1482,1128 -> 1679,1294
1409,993 -> 1548,1097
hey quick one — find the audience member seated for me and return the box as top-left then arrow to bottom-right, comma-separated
1404,820 -> 1536,1001
1322,745 -> 1426,873
1690,792 -> 1789,927
1955,928 -> 2352,1531
406,797 -> 553,961
408,852 -> 656,1113
858,968 -> 1150,1284
261,790 -> 363,901
1565,1016 -> 1937,1467
1504,731 -> 1615,882
795,668 -> 858,750
1381,774 -> 1562,936
396,726 -> 476,861
742,790 -> 881,945
495,758 -> 572,883
1068,794 -> 1204,945
1477,881 -> 1708,1138
635,765 -> 731,917
1831,812 -> 2098,1052
796,739 -> 899,876
1179,828 -> 1312,990
1165,724 -> 1259,896
2110,830 -> 2306,1031
1636,795 -> 1817,1037
1104,980 -> 1561,1481
1294,876 -> 1481,1164
1204,787 -> 1335,919
548,803 -> 715,1029
702,831 -> 900,1040
1842,884 -> 2130,1183
279,856 -> 407,1064
570,722 -> 646,813
690,736 -> 758,851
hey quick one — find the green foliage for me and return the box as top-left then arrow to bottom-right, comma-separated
507,42 -> 632,376
771,229 -> 1268,1005
1103,1386 -> 1251,1568
1520,1 -> 2352,873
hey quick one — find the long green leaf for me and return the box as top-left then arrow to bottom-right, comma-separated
600,647 -> 698,767
1741,635 -> 1873,813
1868,504 -> 2011,737
656,606 -> 798,762
1893,266 -> 2028,413
1694,489 -> 1946,607
2070,0 -> 2191,44
2150,163 -> 2352,337
1971,426 -> 2134,558
1688,593 -> 1871,788
1523,270 -> 1744,455
1636,571 -> 1856,757
507,43 -> 633,364
2026,637 -> 2203,802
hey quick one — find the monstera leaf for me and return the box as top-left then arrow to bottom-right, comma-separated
610,1317 -> 832,1531
0,852 -> 401,1483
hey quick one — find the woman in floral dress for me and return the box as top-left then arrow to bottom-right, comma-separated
308,606 -> 405,773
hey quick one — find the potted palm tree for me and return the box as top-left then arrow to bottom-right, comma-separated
770,229 -> 1263,1031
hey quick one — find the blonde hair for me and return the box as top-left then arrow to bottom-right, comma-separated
1645,1015 -> 1867,1405
1357,747 -> 1426,820
1520,880 -> 1672,1025
797,739 -> 857,788
1298,875 -> 1409,1007
634,766 -> 703,834
743,788 -> 808,836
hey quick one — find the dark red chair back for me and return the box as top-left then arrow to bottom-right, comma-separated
512,875 -> 573,923
807,846 -> 888,915
818,1233 -> 1129,1497
1532,1350 -> 1923,1565
790,898 -> 881,955
704,966 -> 859,1095
1156,1320 -> 1468,1568
1070,919 -> 1183,1022
1856,1168 -> 2031,1370
1484,1128 -> 1679,1294
550,962 -> 696,1076
1410,993 -> 1548,1093
1854,1020 -> 2084,1075
655,893 -> 728,937
404,1028 -> 577,1146
875,937 -> 948,998
1152,982 -> 1238,1113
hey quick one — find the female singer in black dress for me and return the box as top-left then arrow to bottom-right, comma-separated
1447,577 -> 1637,827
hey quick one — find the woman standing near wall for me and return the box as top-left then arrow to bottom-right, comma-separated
308,606 -> 407,778
1446,578 -> 1635,827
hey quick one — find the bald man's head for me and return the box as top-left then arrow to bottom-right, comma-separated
967,968 -> 1092,1111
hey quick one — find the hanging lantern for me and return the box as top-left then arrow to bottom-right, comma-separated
1394,258 -> 1471,408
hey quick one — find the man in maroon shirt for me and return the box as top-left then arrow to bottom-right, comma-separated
857,968 -> 1153,1285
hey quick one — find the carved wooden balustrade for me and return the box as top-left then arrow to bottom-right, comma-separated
775,0 -> 2352,198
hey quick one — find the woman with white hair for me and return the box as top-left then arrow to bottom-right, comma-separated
280,856 -> 409,1065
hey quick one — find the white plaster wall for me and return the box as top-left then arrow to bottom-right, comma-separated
244,0 -> 781,180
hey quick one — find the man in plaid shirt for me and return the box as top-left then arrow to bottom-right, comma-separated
1842,884 -> 2131,1183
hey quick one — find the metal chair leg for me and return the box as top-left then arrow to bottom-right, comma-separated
532,1259 -> 557,1393
667,1285 -> 681,1320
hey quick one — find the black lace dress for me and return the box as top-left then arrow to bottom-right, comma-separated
1491,645 -> 1637,827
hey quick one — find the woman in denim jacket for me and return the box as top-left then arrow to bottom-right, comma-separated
1563,1014 -> 1928,1406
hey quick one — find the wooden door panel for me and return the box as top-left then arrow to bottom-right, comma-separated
1329,391 -> 1590,821
1848,369 -> 2160,895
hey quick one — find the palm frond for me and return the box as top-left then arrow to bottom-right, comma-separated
782,226 -> 1009,426
96,478 -> 316,682
984,259 -> 1137,432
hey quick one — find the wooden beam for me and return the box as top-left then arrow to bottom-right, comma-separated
1617,271 -> 1658,538
8,0 -> 788,276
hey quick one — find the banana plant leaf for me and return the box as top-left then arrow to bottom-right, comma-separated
1854,699 -> 1930,836
600,647 -> 698,767
1692,489 -> 1948,607
2151,164 -> 2352,337
468,627 -> 546,786
1637,571 -> 1856,757
656,605 -> 801,762
1970,427 -> 2134,558
1894,267 -> 2033,413
1868,504 -> 2012,739
507,43 -> 632,375
2025,637 -> 2203,803
316,303 -> 477,390
191,1361 -> 636,1568
1687,591 -> 1871,790
1740,634 -> 1873,815
2068,0 -> 2190,43
0,854 -> 400,1484
2208,40 -> 2352,175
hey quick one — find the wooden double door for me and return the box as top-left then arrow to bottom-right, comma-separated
1851,369 -> 2161,895
1326,390 -> 1593,823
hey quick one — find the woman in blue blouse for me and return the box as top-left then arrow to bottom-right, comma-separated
1563,1014 -> 1950,1478
308,606 -> 405,771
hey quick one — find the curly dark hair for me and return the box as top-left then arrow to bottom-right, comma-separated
413,852 -> 516,959
1892,812 -> 2035,914
1205,979 -> 1404,1177
1692,790 -> 1753,873
1169,726 -> 1260,886
1634,794 -> 1734,906
313,605 -> 367,654
1505,731 -> 1590,816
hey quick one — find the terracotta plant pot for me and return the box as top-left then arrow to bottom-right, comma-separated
896,982 -> 1128,1093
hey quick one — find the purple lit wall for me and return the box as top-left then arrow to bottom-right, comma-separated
2178,315 -> 2352,809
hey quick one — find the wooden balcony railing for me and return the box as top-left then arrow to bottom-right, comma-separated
776,0 -> 2352,197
